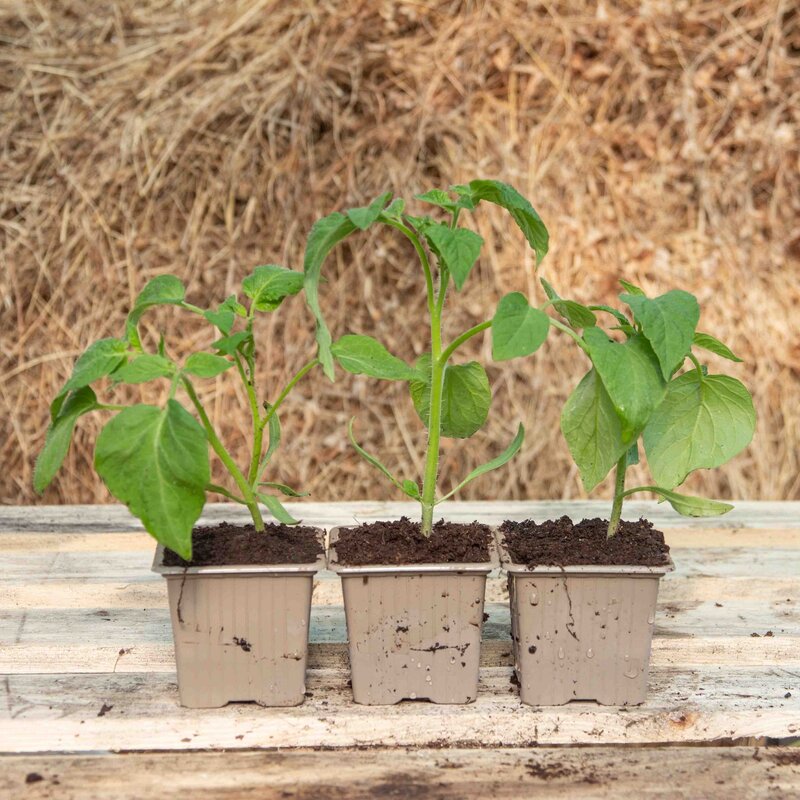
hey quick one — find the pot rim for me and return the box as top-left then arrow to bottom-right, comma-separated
495,534 -> 675,577
151,528 -> 327,577
327,525 -> 499,575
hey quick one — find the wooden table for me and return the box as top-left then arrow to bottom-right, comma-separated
0,501 -> 798,798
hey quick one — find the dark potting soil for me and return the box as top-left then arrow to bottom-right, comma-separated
500,516 -> 670,568
162,522 -> 323,567
333,517 -> 492,565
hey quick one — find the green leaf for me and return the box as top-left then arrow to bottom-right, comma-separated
348,418 -> 407,494
380,198 -> 405,220
410,358 -> 491,439
94,401 -> 209,560
401,479 -> 421,500
619,279 -> 645,296
465,179 -> 548,263
126,275 -> 186,347
438,423 -> 525,503
331,334 -> 417,381
259,493 -> 300,525
212,330 -> 252,356
261,406 -> 281,469
346,192 -> 392,230
491,292 -> 550,360
184,352 -> 233,378
583,328 -> 666,444
561,369 -> 628,492
242,264 -> 304,312
421,222 -> 484,290
626,442 -> 640,466
415,189 -> 457,212
643,372 -> 756,489
540,278 -> 596,328
693,332 -> 743,363
258,481 -> 308,498
114,354 -> 175,384
303,211 -> 359,380
621,290 -> 700,379
59,337 -> 128,402
203,296 -> 243,334
34,387 -> 100,493
645,487 -> 734,518
589,304 -> 632,328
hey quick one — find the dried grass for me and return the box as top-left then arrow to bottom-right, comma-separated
1,1 -> 798,507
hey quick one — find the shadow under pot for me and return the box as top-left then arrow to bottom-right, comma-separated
328,520 -> 497,705
152,523 -> 326,708
497,519 -> 674,706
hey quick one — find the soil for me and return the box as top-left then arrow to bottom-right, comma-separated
333,517 -> 492,566
162,522 -> 323,567
500,516 -> 670,567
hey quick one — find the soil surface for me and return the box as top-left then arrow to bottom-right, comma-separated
500,516 -> 670,567
163,522 -> 323,567
333,517 -> 492,565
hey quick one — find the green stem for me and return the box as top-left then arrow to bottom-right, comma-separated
259,358 -> 320,431
206,484 -> 246,504
549,317 -> 589,353
607,453 -> 628,538
439,321 -> 491,365
421,303 -> 444,536
382,218 -> 436,318
97,403 -> 127,412
182,377 -> 265,531
688,352 -> 705,381
235,353 -> 264,486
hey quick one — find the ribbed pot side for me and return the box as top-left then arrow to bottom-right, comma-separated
502,540 -> 674,706
154,543 -> 325,708
329,528 -> 496,705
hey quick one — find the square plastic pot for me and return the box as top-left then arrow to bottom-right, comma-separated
497,534 -> 674,706
328,527 -> 497,705
152,535 -> 326,708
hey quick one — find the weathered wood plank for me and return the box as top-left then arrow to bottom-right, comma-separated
0,668 -> 797,752
2,500 -> 798,532
1,747 -> 797,800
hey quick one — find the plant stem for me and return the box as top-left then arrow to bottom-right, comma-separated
260,358 -> 320,431
182,377 -> 265,531
206,484 -> 246,504
548,317 -> 590,353
607,453 -> 628,538
439,320 -> 491,365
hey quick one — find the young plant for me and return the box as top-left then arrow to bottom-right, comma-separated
304,180 -> 552,535
545,278 -> 756,536
34,268 -> 319,559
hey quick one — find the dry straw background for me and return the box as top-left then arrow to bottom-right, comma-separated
1,1 -> 798,509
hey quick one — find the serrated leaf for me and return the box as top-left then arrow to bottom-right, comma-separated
331,334 -> 417,381
114,354 -> 175,384
421,222 -> 484,290
212,330 -> 252,356
94,401 -> 209,560
203,297 -> 242,334
619,279 -> 645,296
184,352 -> 233,378
438,423 -> 525,502
410,358 -> 491,439
693,332 -> 743,363
126,275 -> 186,347
348,418 -> 407,494
539,278 -> 596,328
259,493 -> 300,525
583,328 -> 666,443
415,188 -> 457,211
465,179 -> 548,263
643,372 -> 755,489
647,487 -> 734,518
380,198 -> 405,220
561,369 -> 628,492
303,211 -> 359,380
621,290 -> 700,379
491,292 -> 550,360
346,192 -> 392,230
259,481 -> 308,498
242,264 -> 304,312
34,387 -> 100,493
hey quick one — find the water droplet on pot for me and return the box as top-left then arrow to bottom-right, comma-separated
425,674 -> 432,683
557,647 -> 565,660
647,609 -> 655,624
417,662 -> 422,669
409,692 -> 417,699
450,657 -> 456,664
586,648 -> 594,659
529,589 -> 539,606
624,665 -> 640,679
624,654 -> 630,661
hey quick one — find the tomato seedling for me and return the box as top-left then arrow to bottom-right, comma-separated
34,268 -> 318,558
545,278 -> 756,536
304,180 -> 551,535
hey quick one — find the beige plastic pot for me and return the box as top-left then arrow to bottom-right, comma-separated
152,535 -> 326,708
328,527 -> 497,705
497,534 -> 674,706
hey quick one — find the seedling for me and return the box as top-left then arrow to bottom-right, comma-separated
304,180 -> 552,535
34,268 -> 318,558
546,278 -> 756,536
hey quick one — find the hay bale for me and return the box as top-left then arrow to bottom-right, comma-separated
1,0 -> 797,506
